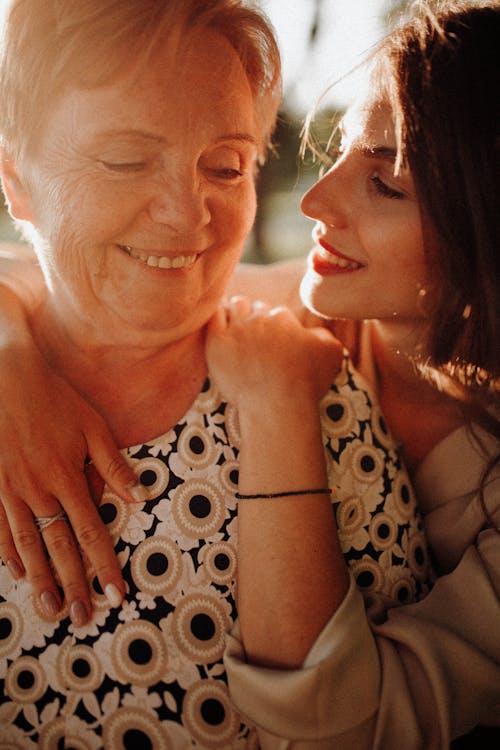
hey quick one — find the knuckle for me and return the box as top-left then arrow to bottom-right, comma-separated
104,456 -> 132,484
76,522 -> 108,548
47,532 -> 78,557
13,529 -> 40,552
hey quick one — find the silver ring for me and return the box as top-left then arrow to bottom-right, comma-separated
34,511 -> 67,532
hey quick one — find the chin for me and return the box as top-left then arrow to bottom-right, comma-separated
299,273 -> 335,320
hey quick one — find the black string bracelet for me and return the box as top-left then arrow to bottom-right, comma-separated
235,488 -> 333,500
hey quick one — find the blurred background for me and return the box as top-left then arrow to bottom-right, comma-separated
0,0 -> 412,263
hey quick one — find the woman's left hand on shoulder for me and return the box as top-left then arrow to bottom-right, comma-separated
206,296 -> 343,408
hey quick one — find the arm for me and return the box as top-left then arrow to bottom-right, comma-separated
223,396 -> 500,748
0,272 -> 146,624
206,297 -> 349,668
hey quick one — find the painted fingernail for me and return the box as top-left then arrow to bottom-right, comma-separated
128,483 -> 149,502
69,600 -> 88,628
105,583 -> 123,608
40,590 -> 60,618
6,559 -> 24,580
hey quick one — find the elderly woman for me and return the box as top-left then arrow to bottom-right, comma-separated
0,0 -> 431,747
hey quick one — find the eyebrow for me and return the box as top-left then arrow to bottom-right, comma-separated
215,133 -> 258,147
92,129 -> 167,145
360,145 -> 397,162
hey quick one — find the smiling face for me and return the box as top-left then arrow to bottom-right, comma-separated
299,92 -> 429,325
10,27 -> 259,342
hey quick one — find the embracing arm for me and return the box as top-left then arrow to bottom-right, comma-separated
224,424 -> 500,749
207,298 -> 349,669
0,257 -> 145,624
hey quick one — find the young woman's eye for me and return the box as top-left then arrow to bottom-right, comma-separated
371,174 -> 405,200
100,160 -> 147,173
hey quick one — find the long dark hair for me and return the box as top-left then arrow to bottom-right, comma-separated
379,1 -> 499,385
377,0 -> 500,525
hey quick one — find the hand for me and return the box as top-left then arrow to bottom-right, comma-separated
0,342 -> 147,626
206,296 -> 343,408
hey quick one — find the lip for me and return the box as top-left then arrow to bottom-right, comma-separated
309,237 -> 364,276
118,244 -> 200,270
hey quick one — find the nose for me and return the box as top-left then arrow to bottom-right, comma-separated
300,166 -> 348,229
147,172 -> 210,232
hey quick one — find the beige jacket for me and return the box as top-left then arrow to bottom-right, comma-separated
224,424 -> 500,749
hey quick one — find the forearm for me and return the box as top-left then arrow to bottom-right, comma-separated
236,392 -> 349,669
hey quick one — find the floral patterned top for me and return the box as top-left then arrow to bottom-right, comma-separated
0,357 -> 432,749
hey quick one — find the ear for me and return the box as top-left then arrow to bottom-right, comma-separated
0,148 -> 34,222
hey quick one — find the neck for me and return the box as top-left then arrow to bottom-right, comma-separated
367,319 -> 463,472
31,299 -> 209,447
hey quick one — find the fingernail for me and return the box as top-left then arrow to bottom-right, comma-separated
105,583 -> 123,608
69,600 -> 88,628
128,483 -> 149,503
6,559 -> 24,580
40,590 -> 60,618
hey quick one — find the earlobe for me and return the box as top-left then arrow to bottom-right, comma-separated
0,148 -> 34,222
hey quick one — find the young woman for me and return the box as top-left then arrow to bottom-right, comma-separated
207,1 -> 500,746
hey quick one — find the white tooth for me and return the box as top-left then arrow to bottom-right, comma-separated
147,255 -> 159,267
158,256 -> 173,269
172,256 -> 184,268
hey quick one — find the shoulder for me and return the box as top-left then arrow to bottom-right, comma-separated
415,425 -> 500,572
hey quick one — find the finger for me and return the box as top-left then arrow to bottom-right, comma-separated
55,473 -> 125,611
206,305 -> 228,336
37,512 -> 92,626
85,419 -> 148,504
5,496 -> 64,618
0,499 -> 25,580
248,300 -> 269,318
226,295 -> 253,320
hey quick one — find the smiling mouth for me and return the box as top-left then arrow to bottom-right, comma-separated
119,244 -> 197,269
317,238 -> 362,270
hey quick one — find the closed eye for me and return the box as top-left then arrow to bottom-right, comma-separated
370,174 -> 405,200
99,160 -> 147,173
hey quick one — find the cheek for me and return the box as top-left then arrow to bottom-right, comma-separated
223,182 -> 256,239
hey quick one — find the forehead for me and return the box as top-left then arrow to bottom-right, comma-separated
342,94 -> 396,148
37,27 -> 259,153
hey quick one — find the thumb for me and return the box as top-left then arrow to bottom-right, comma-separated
86,426 -> 148,503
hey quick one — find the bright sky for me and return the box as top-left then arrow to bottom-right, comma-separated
260,0 -> 390,113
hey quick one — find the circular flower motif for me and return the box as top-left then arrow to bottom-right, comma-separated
177,424 -> 218,471
39,717 -> 97,750
218,459 -> 239,497
349,556 -> 385,595
183,679 -> 240,747
350,444 -> 385,484
130,536 -> 183,596
171,479 -> 226,541
369,512 -> 399,551
131,457 -> 170,500
98,491 -> 130,543
370,404 -> 395,450
320,390 -> 357,438
391,473 -> 416,521
171,593 -> 230,664
103,707 -> 173,750
111,620 -> 167,687
5,655 -> 47,703
199,542 -> 236,586
56,641 -> 103,693
408,531 -> 431,582
0,601 -> 24,659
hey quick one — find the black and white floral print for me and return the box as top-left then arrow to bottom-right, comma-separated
0,357 -> 432,748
